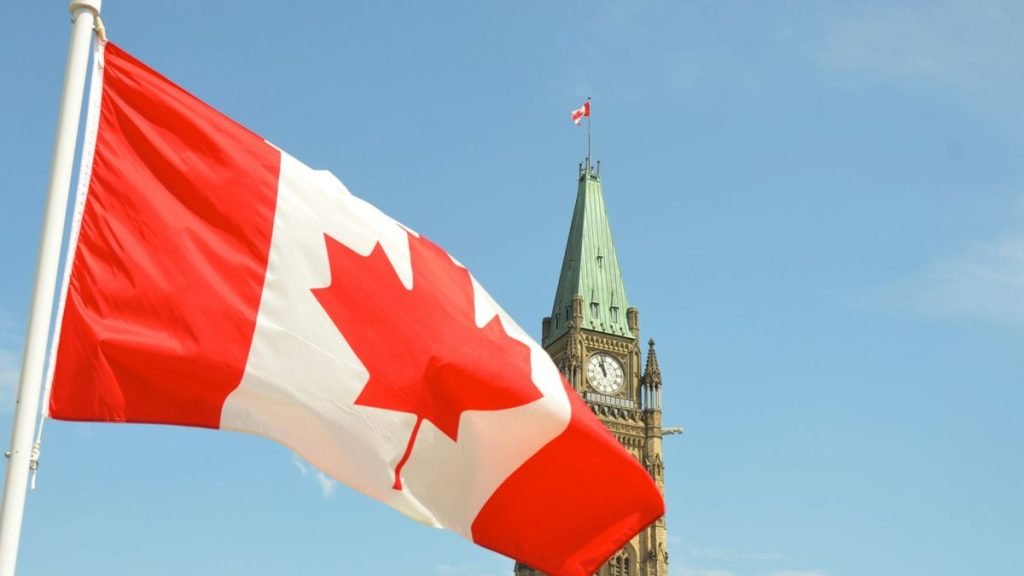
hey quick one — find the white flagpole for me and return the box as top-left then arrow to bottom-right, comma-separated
0,2 -> 102,574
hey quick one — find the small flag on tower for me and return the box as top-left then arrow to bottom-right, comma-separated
571,99 -> 591,125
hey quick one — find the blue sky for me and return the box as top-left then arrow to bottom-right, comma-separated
2,1 -> 1023,575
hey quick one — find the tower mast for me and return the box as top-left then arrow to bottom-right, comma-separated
587,97 -> 592,171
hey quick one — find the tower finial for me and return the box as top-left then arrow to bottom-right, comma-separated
642,338 -> 663,411
644,339 -> 662,388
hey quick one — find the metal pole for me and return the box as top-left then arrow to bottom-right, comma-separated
0,2 -> 102,574
586,97 -> 592,172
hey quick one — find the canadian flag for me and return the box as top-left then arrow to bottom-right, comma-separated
48,42 -> 663,576
571,99 -> 590,125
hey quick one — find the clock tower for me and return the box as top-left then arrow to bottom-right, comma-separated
514,160 -> 669,576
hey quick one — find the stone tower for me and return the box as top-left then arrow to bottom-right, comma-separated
514,160 -> 668,576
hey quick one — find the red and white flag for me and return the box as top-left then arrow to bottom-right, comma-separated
47,42 -> 662,575
571,99 -> 590,125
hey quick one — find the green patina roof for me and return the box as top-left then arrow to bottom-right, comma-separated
545,162 -> 632,345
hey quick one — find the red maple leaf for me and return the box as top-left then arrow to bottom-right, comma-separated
312,231 -> 542,490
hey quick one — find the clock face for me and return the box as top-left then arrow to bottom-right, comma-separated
587,353 -> 624,394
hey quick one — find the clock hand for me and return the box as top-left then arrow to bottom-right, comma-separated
600,358 -> 607,377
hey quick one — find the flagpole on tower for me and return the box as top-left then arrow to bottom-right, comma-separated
0,2 -> 103,574
587,97 -> 592,171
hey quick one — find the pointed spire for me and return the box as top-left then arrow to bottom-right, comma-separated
544,161 -> 632,346
644,338 -> 662,388
643,338 -> 663,412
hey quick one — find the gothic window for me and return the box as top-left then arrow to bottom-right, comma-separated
610,306 -> 619,323
590,302 -> 599,317
555,313 -> 560,328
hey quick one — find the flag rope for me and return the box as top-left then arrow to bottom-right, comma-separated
32,31 -> 107,493
93,14 -> 107,43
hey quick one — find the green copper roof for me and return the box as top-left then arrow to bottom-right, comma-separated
545,162 -> 632,345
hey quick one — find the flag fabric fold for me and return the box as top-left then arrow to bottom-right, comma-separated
47,41 -> 663,576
